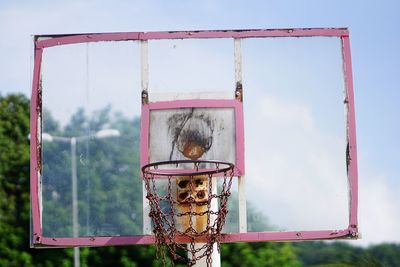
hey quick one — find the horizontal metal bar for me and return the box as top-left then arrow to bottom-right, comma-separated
36,28 -> 349,48
34,228 -> 355,248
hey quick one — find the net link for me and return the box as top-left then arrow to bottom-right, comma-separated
142,160 -> 234,266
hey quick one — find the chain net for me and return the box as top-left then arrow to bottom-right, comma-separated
142,160 -> 234,266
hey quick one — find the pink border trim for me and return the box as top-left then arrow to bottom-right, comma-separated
30,47 -> 43,243
30,28 -> 359,247
342,36 -> 359,235
36,28 -> 349,48
38,229 -> 352,247
140,99 -> 245,176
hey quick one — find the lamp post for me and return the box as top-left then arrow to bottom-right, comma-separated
42,129 -> 120,267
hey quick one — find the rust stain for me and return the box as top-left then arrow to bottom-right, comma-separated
235,81 -> 243,101
36,77 -> 43,173
346,142 -> 350,174
182,142 -> 205,160
141,90 -> 148,105
167,109 -> 214,160
176,176 -> 208,204
176,175 -> 209,233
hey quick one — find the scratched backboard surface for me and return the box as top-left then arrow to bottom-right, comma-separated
40,41 -> 143,237
31,29 -> 357,247
149,108 -> 236,164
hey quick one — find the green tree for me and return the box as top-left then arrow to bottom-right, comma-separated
2,93 -> 399,267
221,242 -> 300,267
0,94 -> 79,267
366,243 -> 400,267
294,241 -> 363,266
0,94 -> 32,266
293,241 -> 400,267
42,106 -> 143,237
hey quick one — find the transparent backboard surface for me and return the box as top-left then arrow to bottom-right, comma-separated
243,37 -> 348,231
41,41 -> 142,237
148,39 -> 235,98
39,36 -> 347,239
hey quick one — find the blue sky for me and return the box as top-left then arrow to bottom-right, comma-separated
1,0 -> 399,245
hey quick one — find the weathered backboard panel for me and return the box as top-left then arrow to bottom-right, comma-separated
149,108 -> 235,163
30,28 -> 358,248
143,101 -> 244,176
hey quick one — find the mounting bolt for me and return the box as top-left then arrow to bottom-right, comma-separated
235,82 -> 243,101
142,90 -> 149,104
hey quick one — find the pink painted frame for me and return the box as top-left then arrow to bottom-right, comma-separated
30,28 -> 358,247
140,99 -> 245,176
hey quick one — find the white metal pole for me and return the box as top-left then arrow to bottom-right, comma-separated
234,38 -> 242,86
141,40 -> 152,235
71,137 -> 80,267
141,40 -> 149,93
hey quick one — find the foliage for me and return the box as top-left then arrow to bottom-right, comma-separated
294,241 -> 400,267
41,106 -> 142,237
0,94 -> 33,266
221,242 -> 300,267
1,94 -> 400,266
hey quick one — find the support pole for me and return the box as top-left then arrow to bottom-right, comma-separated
71,137 -> 80,267
141,40 -> 152,235
234,38 -> 243,101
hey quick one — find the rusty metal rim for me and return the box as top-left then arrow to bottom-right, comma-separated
142,160 -> 234,177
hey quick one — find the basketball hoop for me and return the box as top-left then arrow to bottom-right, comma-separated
142,160 -> 234,266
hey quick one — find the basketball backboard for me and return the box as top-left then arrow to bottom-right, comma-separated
30,28 -> 358,250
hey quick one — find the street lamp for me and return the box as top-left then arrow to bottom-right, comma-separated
42,129 -> 120,267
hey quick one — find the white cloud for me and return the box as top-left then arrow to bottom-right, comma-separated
245,95 -> 349,231
353,170 -> 400,246
0,1 -> 175,96
245,95 -> 400,246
